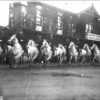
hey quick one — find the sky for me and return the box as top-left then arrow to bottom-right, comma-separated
0,1 -> 100,27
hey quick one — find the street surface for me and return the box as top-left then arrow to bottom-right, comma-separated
0,63 -> 100,100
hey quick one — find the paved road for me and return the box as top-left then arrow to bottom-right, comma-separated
0,64 -> 100,100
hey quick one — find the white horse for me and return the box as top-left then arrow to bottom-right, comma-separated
79,48 -> 87,63
91,43 -> 100,63
68,41 -> 78,63
27,40 -> 39,66
83,43 -> 92,62
8,34 -> 24,68
40,39 -> 52,63
54,44 -> 67,64
79,43 -> 91,63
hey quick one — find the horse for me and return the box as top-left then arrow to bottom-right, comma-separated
26,39 -> 39,66
79,48 -> 87,64
91,43 -> 100,63
79,43 -> 92,63
68,41 -> 78,64
8,34 -> 24,68
40,39 -> 53,63
83,43 -> 92,63
54,44 -> 67,64
4,45 -> 14,64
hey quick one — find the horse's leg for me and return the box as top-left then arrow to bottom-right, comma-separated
64,54 -> 67,63
89,55 -> 91,63
61,55 -> 63,64
92,56 -> 96,63
13,58 -> 18,68
84,56 -> 86,64
40,53 -> 44,64
83,55 -> 86,64
28,55 -> 32,67
62,53 -> 66,64
81,56 -> 84,64
69,55 -> 72,64
20,54 -> 24,64
59,56 -> 62,64
88,55 -> 91,63
9,54 -> 14,68
30,56 -> 33,67
74,55 -> 77,64
90,54 -> 92,63
75,56 -> 78,64
81,56 -> 83,64
47,53 -> 52,64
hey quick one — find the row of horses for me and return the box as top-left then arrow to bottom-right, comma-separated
0,34 -> 100,68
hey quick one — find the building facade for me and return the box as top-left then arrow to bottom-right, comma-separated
78,4 -> 100,41
9,2 -> 100,41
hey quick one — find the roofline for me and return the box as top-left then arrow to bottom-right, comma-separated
78,4 -> 100,18
33,1 -> 76,15
11,2 -> 27,7
79,5 -> 93,15
11,1 -> 77,16
77,12 -> 100,19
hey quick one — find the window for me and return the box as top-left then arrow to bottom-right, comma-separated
21,6 -> 27,16
36,10 -> 41,18
35,5 -> 42,31
57,11 -> 63,35
71,23 -> 76,37
85,23 -> 93,33
36,17 -> 41,23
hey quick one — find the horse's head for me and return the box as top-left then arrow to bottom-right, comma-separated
68,41 -> 78,53
43,39 -> 47,44
58,44 -> 61,47
27,40 -> 37,49
83,44 -> 89,50
28,40 -> 35,46
58,44 -> 64,49
91,43 -> 100,54
42,39 -> 48,47
68,42 -> 74,49
8,35 -> 18,45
